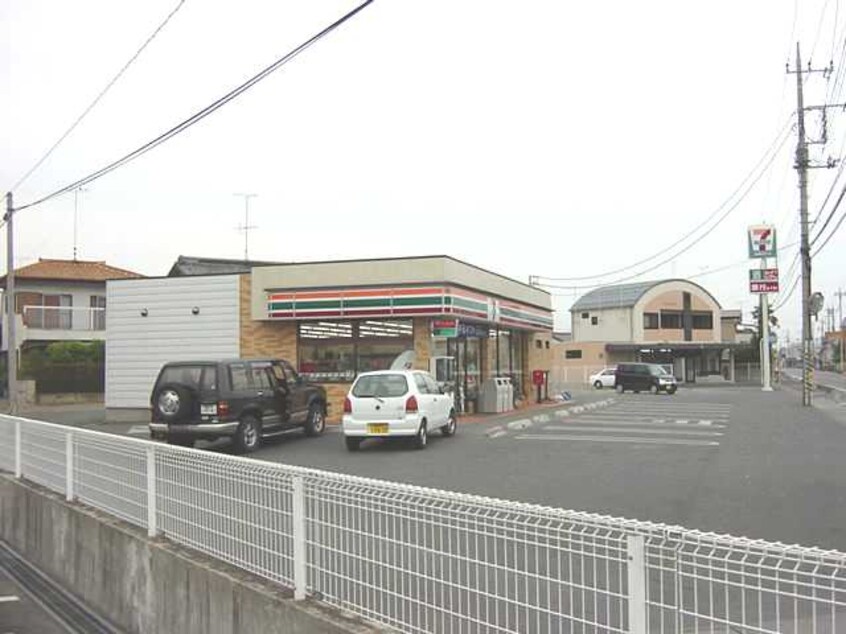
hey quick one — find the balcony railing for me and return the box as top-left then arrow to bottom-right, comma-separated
21,306 -> 106,332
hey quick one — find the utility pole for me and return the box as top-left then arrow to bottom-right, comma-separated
5,192 -> 16,413
234,193 -> 257,261
788,44 -> 836,405
839,288 -> 845,373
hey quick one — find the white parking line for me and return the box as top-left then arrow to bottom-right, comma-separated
127,425 -> 149,436
516,434 -> 720,447
506,419 -> 533,431
0,595 -> 20,603
489,431 -> 508,439
540,425 -> 723,437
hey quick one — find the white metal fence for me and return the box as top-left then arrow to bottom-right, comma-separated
1,414 -> 844,633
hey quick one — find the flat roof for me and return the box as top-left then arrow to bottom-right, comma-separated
251,255 -> 551,311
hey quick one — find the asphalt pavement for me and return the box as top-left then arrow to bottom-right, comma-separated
20,384 -> 846,552
0,569 -> 68,634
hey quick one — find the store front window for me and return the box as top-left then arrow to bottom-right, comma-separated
298,319 -> 413,382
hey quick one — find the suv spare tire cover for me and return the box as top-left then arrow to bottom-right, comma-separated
154,383 -> 195,422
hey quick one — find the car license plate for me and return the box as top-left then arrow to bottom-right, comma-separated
367,423 -> 389,434
200,403 -> 217,416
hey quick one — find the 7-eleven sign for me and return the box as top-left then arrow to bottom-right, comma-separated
748,225 -> 777,258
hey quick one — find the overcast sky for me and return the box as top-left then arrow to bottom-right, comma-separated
2,1 -> 845,337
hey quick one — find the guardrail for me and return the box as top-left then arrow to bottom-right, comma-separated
1,415 -> 844,633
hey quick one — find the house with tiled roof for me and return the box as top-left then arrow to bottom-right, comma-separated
1,258 -> 144,352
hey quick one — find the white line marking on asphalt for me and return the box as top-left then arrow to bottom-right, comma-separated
506,419 -> 533,431
0,595 -> 20,603
486,426 -> 505,437
559,417 -> 727,428
540,425 -> 723,437
676,419 -> 689,425
489,431 -> 508,439
532,414 -> 551,423
516,434 -> 720,447
699,420 -> 713,426
571,406 -> 584,413
555,409 -> 571,418
127,425 -> 149,436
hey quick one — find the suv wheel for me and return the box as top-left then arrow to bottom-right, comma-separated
234,415 -> 261,454
304,404 -> 326,437
413,421 -> 428,450
593,380 -> 603,389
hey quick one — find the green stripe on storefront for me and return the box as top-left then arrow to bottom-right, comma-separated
452,297 -> 487,312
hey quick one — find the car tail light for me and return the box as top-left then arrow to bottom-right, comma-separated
343,397 -> 352,414
218,400 -> 230,417
405,395 -> 419,412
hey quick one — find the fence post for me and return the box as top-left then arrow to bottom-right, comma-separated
14,420 -> 21,478
146,446 -> 157,537
65,431 -> 74,502
627,534 -> 647,634
292,475 -> 307,600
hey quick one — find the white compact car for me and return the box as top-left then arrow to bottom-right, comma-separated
342,370 -> 457,451
589,367 -> 617,389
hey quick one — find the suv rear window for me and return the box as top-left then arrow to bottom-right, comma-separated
159,365 -> 214,389
352,374 -> 409,398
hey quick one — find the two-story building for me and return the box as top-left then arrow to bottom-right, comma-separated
557,279 -> 747,383
1,257 -> 144,359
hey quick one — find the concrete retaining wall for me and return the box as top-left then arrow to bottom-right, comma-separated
0,475 -> 382,634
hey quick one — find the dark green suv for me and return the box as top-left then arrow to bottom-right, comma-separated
149,359 -> 327,453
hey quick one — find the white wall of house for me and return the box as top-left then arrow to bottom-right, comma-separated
572,307 -> 633,342
105,275 -> 241,409
1,281 -> 107,351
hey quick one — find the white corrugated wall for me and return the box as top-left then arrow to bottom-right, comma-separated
105,275 -> 240,409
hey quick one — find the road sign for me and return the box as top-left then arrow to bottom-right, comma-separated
750,280 -> 779,293
750,268 -> 779,282
748,225 -> 777,258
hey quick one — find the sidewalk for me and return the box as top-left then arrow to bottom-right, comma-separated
458,389 -> 603,425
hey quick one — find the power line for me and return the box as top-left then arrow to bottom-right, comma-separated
534,119 -> 793,283
811,175 -> 846,244
774,272 -> 801,310
536,127 -> 794,291
12,0 -> 374,213
812,203 -> 846,255
10,0 -> 187,192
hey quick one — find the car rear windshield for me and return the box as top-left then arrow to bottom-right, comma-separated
158,365 -> 217,391
352,374 -> 409,398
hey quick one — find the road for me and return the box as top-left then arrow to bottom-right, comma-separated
0,566 -> 69,634
27,385 -> 846,552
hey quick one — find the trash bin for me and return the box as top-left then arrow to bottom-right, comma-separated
499,377 -> 514,413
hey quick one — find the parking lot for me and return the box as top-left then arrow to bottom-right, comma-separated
23,384 -> 846,552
